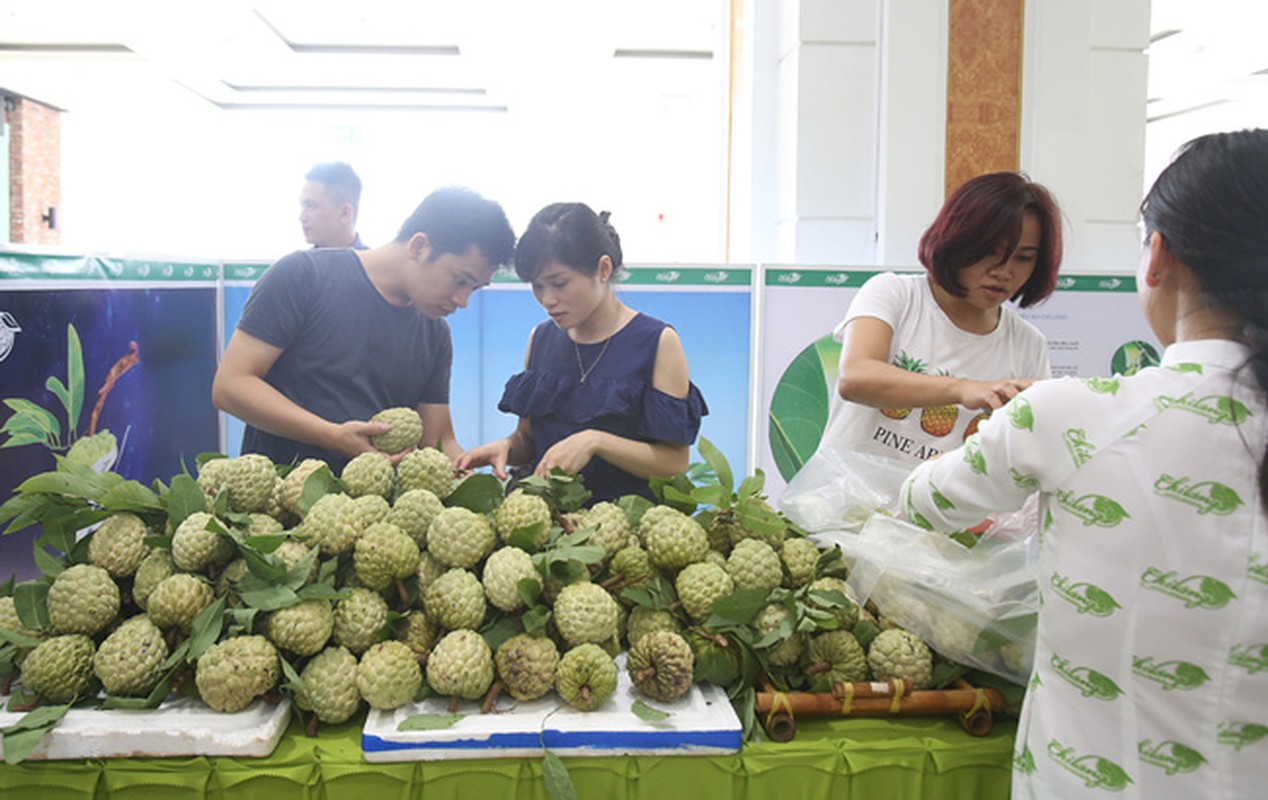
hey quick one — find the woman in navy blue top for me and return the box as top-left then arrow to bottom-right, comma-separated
455,203 -> 707,502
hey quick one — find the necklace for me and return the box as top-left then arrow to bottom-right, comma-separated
574,337 -> 612,384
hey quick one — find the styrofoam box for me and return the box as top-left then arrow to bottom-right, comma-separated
362,655 -> 742,761
0,695 -> 291,760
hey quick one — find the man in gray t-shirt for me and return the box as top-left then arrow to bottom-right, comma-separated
213,187 -> 515,471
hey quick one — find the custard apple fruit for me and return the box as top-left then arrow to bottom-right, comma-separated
132,550 -> 176,610
428,507 -> 496,569
675,562 -> 735,622
495,634 -> 559,702
582,502 -> 631,559
47,564 -> 120,636
553,582 -> 619,647
295,646 -> 362,724
395,448 -> 455,498
171,511 -> 235,572
753,603 -> 805,667
264,599 -> 334,656
866,629 -> 933,690
357,640 -> 423,710
423,568 -> 487,631
806,630 -> 868,686
332,587 -> 390,655
341,452 -> 395,499
555,643 -> 617,711
626,606 -> 682,649
641,507 -> 708,570
481,546 -> 540,612
93,615 -> 169,696
87,512 -> 148,577
195,635 -> 280,713
385,488 -> 444,547
370,406 -> 424,455
426,629 -> 494,700
21,634 -> 96,702
493,490 -> 552,546
147,573 -> 215,634
353,521 -> 420,591
279,458 -> 327,517
726,538 -> 783,593
627,629 -> 695,703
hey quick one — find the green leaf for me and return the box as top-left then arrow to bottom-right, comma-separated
13,581 -> 50,631
521,604 -> 551,634
15,471 -> 103,501
41,378 -> 72,435
705,589 -> 769,626
542,750 -> 578,800
1,703 -> 71,764
631,699 -> 671,723
65,324 -> 85,434
697,436 -> 734,495
99,481 -> 164,513
0,432 -> 48,449
478,615 -> 522,653
690,485 -> 729,508
244,534 -> 287,554
931,660 -> 969,689
516,578 -> 543,608
186,595 -> 226,662
0,494 -> 46,534
32,547 -> 65,579
166,474 -> 206,528
239,543 -> 289,585
296,583 -> 347,601
298,465 -> 339,516
278,655 -> 305,694
237,582 -> 300,612
397,714 -> 464,731
649,474 -> 697,514
507,522 -> 547,552
737,471 -> 767,501
445,474 -> 504,513
852,619 -> 881,650
162,640 -> 191,670
2,406 -> 60,442
767,335 -> 839,482
615,495 -> 653,529
0,628 -> 42,648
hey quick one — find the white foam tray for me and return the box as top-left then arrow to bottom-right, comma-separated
0,694 -> 292,760
362,654 -> 742,761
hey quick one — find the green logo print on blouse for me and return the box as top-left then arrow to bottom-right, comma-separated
962,437 -> 987,475
1153,474 -> 1245,515
1229,643 -> 1268,675
1155,393 -> 1254,425
1132,656 -> 1212,691
1051,654 -> 1124,700
1010,468 -> 1039,490
1250,554 -> 1268,586
1138,739 -> 1208,776
1046,740 -> 1134,791
1013,744 -> 1038,775
1062,428 -> 1095,467
1218,722 -> 1268,751
1086,376 -> 1120,395
1055,490 -> 1130,527
1141,568 -> 1237,610
1051,573 -> 1121,617
1007,396 -> 1034,431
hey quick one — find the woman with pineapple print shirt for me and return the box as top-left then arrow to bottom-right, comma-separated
780,172 -> 1063,531
903,129 -> 1268,799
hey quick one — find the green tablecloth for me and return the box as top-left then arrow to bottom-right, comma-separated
0,711 -> 1015,799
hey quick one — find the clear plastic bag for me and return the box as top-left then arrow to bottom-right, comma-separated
814,498 -> 1041,685
778,447 -> 914,533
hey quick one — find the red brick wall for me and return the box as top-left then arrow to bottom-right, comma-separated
6,95 -> 62,245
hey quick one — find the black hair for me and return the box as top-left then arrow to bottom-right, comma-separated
918,172 -> 1064,308
395,186 -> 516,268
1141,128 -> 1268,504
513,202 -> 624,282
305,162 -> 362,213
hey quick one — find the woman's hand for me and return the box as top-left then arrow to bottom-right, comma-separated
454,439 -> 513,479
956,378 -> 1036,410
535,430 -> 599,477
328,419 -> 392,459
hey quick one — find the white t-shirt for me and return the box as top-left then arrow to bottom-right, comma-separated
903,339 -> 1268,800
780,272 -> 1050,529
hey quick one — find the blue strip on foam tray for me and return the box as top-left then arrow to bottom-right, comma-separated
362,726 -> 742,753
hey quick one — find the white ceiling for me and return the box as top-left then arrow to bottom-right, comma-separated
0,0 -> 725,114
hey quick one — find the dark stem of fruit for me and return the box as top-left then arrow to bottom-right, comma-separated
11,693 -> 43,713
668,600 -> 683,613
688,626 -> 729,647
448,695 -> 460,714
580,685 -> 592,704
262,689 -> 284,704
805,661 -> 831,676
395,578 -> 411,610
304,711 -> 320,738
635,667 -> 658,684
600,573 -> 625,591
480,681 -> 504,714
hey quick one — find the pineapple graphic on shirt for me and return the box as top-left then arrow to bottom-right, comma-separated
920,370 -> 960,437
880,351 -> 927,420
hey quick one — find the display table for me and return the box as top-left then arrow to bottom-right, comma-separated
0,710 -> 1015,799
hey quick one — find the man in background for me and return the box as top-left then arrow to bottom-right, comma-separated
300,162 -> 367,249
